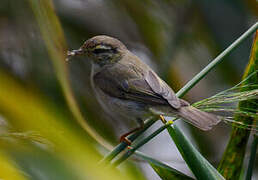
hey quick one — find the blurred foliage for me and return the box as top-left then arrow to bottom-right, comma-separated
0,0 -> 257,179
28,0 -> 113,150
0,68 -> 133,180
0,150 -> 27,180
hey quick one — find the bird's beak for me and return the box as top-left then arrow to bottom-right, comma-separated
66,48 -> 85,61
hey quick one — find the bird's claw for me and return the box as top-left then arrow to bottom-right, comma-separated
120,136 -> 132,146
159,115 -> 167,124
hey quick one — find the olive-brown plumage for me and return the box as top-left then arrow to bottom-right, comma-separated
68,35 -> 220,131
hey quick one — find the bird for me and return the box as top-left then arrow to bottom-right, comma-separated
67,35 -> 220,143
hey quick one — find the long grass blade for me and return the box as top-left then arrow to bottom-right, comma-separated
167,125 -> 225,180
135,151 -> 194,180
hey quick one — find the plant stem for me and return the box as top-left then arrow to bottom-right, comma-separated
176,22 -> 258,97
112,123 -> 171,166
100,118 -> 157,163
245,135 -> 258,180
218,30 -> 258,179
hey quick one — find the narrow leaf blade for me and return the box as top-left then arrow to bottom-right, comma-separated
218,30 -> 258,180
167,125 -> 225,180
135,151 -> 194,180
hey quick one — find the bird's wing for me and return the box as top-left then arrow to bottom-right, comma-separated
93,68 -> 181,109
144,70 -> 181,109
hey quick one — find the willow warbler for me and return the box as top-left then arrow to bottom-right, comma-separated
67,35 -> 220,141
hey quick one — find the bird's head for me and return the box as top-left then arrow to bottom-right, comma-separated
67,35 -> 127,66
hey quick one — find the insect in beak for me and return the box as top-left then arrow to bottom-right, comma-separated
66,48 -> 84,61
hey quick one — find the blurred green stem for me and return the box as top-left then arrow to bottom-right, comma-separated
218,29 -> 258,179
28,0 -> 113,150
245,135 -> 258,180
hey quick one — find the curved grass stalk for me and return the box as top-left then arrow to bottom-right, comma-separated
28,0 -> 113,151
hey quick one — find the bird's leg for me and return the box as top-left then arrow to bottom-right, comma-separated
159,115 -> 167,124
119,118 -> 144,146
160,115 -> 175,125
119,131 -> 134,146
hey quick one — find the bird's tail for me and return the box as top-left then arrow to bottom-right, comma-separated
178,106 -> 220,131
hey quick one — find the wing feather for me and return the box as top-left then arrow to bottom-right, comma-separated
145,70 -> 181,109
93,68 -> 181,109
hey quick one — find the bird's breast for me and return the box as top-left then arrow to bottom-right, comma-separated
91,76 -> 149,123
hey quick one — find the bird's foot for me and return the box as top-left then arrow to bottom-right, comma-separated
127,146 -> 133,150
159,115 -> 167,124
119,122 -> 144,146
119,136 -> 132,146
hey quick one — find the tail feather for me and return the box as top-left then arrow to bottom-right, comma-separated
178,106 -> 220,131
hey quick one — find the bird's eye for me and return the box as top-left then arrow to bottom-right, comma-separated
92,48 -> 111,54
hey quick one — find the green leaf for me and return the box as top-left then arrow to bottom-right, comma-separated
0,150 -> 27,180
150,163 -> 193,180
167,125 -> 225,180
135,151 -> 194,180
0,70 -> 132,180
245,135 -> 258,180
218,30 -> 258,180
